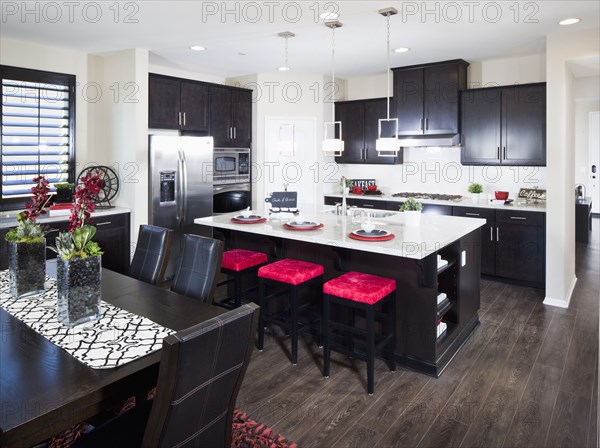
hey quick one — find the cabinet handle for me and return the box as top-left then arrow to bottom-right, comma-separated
503,147 -> 507,159
229,128 -> 232,139
496,227 -> 500,241
424,118 -> 428,130
510,216 -> 527,220
497,147 -> 500,160
490,227 -> 493,241
420,118 -> 424,131
178,112 -> 182,126
183,112 -> 186,126
362,203 -> 374,208
465,212 -> 480,217
233,127 -> 236,139
96,221 -> 112,226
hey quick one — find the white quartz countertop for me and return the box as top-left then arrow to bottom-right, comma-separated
195,207 -> 485,260
325,193 -> 546,212
0,207 -> 131,230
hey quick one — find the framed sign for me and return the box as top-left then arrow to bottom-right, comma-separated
351,179 -> 376,188
518,188 -> 546,201
265,191 -> 298,208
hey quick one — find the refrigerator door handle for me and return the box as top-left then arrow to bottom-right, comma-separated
176,151 -> 184,225
181,150 -> 188,225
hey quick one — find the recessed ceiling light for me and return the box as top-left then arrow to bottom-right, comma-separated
393,47 -> 410,53
189,45 -> 206,51
277,66 -> 290,72
558,18 -> 581,25
320,12 -> 339,20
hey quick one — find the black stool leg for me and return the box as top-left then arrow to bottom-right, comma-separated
366,305 -> 375,395
233,271 -> 242,308
317,276 -> 324,348
290,285 -> 298,365
257,278 -> 265,351
323,294 -> 330,378
388,297 -> 396,372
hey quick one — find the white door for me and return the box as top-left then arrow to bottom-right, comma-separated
264,117 -> 317,206
590,111 -> 599,213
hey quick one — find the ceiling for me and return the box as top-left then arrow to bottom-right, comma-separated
1,1 -> 599,78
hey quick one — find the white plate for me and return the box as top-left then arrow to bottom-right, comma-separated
352,229 -> 390,238
287,221 -> 320,228
234,215 -> 262,221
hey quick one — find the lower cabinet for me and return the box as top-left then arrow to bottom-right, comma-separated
454,207 -> 545,288
0,212 -> 131,275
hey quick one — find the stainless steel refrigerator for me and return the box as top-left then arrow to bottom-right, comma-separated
149,135 -> 213,281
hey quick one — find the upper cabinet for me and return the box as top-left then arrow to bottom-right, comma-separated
334,98 -> 402,165
149,74 -> 209,132
392,59 -> 468,136
461,83 -> 546,166
209,86 -> 252,148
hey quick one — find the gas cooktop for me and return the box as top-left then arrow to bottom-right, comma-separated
392,192 -> 463,202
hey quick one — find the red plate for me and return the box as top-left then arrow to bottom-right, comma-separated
348,232 -> 395,241
230,217 -> 267,224
283,223 -> 324,231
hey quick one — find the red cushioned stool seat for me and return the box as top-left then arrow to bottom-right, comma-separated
218,250 -> 268,310
257,259 -> 324,364
222,249 -> 268,271
323,272 -> 396,395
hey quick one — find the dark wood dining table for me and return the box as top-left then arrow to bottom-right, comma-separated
0,267 -> 225,448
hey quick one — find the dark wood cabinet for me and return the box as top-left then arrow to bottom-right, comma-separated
461,83 -> 546,166
334,98 -> 402,165
576,198 -> 592,243
0,213 -> 131,275
454,207 -> 545,287
392,59 -> 468,136
209,86 -> 252,148
149,75 -> 208,132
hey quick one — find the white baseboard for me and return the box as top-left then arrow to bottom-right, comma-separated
543,275 -> 578,308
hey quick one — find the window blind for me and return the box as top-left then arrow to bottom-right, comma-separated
1,66 -> 75,208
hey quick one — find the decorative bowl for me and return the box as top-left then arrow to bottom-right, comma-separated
495,191 -> 509,200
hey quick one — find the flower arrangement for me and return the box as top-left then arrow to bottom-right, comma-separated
53,173 -> 103,260
4,176 -> 51,243
399,198 -> 423,212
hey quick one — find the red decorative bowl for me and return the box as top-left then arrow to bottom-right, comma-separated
495,191 -> 509,200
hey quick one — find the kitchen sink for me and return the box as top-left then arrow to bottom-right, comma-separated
325,208 -> 397,219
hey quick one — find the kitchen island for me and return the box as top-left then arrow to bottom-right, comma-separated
195,208 -> 485,376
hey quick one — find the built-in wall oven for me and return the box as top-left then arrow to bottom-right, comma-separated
213,148 -> 251,214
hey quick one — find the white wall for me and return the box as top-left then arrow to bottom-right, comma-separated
148,64 -> 225,84
545,27 -> 600,308
468,54 -> 546,87
345,72 -> 389,100
574,77 -> 600,188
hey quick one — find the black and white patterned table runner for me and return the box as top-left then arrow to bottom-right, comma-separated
0,270 -> 174,369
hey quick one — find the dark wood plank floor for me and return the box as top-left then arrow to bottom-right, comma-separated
236,218 -> 599,447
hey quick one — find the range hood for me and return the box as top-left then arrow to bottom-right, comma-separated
398,134 -> 461,148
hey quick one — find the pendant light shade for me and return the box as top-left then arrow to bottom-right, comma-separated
277,31 -> 294,71
376,7 -> 400,157
322,20 -> 344,156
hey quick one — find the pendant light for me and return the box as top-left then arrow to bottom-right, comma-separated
277,31 -> 294,71
375,7 -> 399,157
322,19 -> 344,156
276,32 -> 295,155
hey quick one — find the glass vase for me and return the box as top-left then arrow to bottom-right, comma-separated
9,239 -> 46,298
57,255 -> 102,326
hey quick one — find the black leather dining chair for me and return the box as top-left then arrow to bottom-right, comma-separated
72,303 -> 259,448
170,234 -> 224,304
129,225 -> 173,287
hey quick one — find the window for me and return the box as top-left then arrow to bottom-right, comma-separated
1,65 -> 75,210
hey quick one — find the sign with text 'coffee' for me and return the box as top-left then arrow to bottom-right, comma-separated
265,191 -> 297,208
518,188 -> 546,201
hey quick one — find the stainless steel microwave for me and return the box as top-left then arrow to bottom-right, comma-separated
213,148 -> 250,184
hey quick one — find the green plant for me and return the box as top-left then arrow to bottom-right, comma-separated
4,176 -> 51,243
339,177 -> 353,188
399,198 -> 423,212
54,182 -> 74,190
50,173 -> 104,260
468,183 -> 483,194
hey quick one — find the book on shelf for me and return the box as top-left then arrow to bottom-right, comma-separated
437,321 -> 448,338
49,203 -> 74,217
437,292 -> 447,305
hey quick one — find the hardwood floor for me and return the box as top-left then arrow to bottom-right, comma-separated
236,218 -> 599,447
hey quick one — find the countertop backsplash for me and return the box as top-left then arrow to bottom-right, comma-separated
325,147 -> 547,199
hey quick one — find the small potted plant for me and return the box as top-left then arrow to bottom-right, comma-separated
399,198 -> 423,227
52,173 -> 104,326
468,183 -> 483,203
53,182 -> 75,203
339,177 -> 353,194
4,176 -> 51,298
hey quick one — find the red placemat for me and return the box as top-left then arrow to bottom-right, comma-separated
283,223 -> 324,231
348,232 -> 395,241
231,217 -> 268,224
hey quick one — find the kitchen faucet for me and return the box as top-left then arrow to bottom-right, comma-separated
336,176 -> 348,215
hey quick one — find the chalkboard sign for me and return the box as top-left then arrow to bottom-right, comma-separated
518,188 -> 546,201
351,179 -> 376,188
265,191 -> 298,208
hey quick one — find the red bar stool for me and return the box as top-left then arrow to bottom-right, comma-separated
323,272 -> 396,395
257,259 -> 324,365
219,249 -> 268,309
